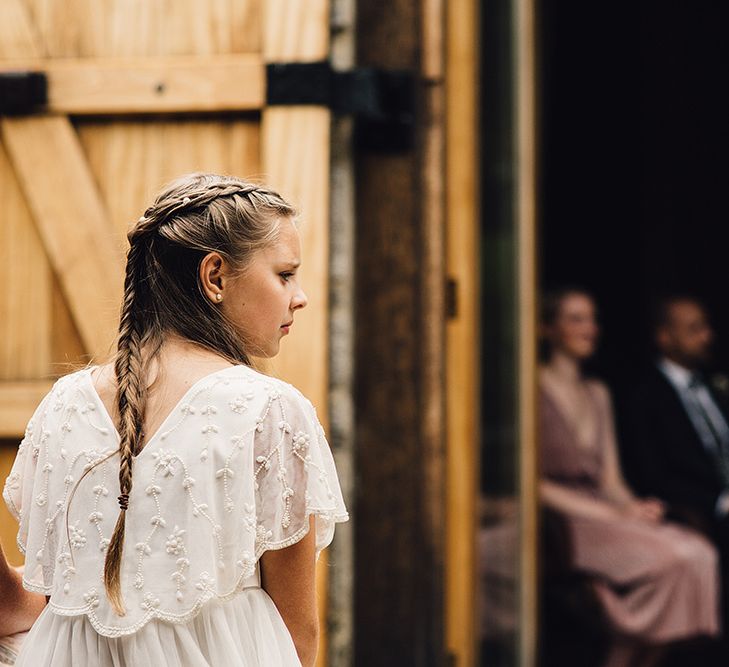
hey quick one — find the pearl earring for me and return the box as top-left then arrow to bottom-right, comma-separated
215,293 -> 222,302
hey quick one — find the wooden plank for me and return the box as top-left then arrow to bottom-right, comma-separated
0,381 -> 54,438
261,108 -> 330,417
327,2 -> 356,664
0,142 -> 52,380
1,116 -> 125,361
515,0 -> 539,663
0,56 -> 264,114
355,2 -> 441,665
262,0 -> 329,443
264,0 -> 329,62
76,118 -> 260,237
21,0 -> 261,58
51,281 -> 87,371
446,0 -> 480,665
0,0 -> 43,59
262,5 -> 330,667
420,0 -> 447,664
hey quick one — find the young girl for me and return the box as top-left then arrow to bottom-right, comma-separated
1,173 -> 349,666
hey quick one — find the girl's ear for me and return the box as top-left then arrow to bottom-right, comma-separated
199,252 -> 226,301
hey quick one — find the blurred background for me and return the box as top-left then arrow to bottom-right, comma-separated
0,1 -> 727,666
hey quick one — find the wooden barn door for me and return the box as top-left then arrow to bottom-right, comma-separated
0,0 -> 332,660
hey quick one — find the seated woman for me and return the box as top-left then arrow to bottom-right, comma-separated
539,287 -> 720,667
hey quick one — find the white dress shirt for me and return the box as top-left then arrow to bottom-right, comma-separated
658,357 -> 729,516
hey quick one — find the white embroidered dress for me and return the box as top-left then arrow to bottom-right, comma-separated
3,364 -> 349,666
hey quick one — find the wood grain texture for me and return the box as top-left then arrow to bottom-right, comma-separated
22,0 -> 260,58
420,0 -> 447,664
77,118 -> 260,240
0,0 -> 43,58
515,0 -> 539,662
262,7 -> 330,666
258,56 -> 332,663
0,381 -> 54,438
445,0 -> 480,664
261,107 -> 330,419
1,116 -> 125,361
264,0 -> 328,62
0,141 -> 52,382
0,56 -> 264,114
355,2 -> 443,664
51,281 -> 87,374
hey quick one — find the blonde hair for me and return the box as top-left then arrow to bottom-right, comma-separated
100,173 -> 295,614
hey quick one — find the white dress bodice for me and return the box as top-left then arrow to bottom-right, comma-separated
3,364 -> 348,639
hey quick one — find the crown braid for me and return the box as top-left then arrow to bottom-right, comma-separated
99,173 -> 295,616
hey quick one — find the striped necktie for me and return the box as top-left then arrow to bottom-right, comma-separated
688,374 -> 729,485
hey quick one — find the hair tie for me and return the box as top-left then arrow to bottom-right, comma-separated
118,493 -> 129,511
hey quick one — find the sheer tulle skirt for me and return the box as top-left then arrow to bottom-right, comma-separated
15,588 -> 302,667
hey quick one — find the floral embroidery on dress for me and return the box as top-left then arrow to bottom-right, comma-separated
69,521 -> 87,549
236,550 -> 255,573
83,588 -> 100,609
152,450 -> 177,477
292,431 -> 311,457
166,526 -> 186,556
243,503 -> 256,533
57,550 -> 75,594
255,523 -> 273,551
195,571 -> 215,592
141,591 -> 161,611
229,392 -> 254,414
2,364 -> 348,638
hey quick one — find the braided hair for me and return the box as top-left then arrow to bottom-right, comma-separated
102,173 -> 295,615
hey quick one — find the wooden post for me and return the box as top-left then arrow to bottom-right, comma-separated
515,0 -> 539,663
355,1 -> 447,664
329,0 -> 357,664
262,3 -> 332,667
445,0 -> 480,663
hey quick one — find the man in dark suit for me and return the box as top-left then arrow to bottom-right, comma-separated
621,295 -> 729,638
622,295 -> 729,533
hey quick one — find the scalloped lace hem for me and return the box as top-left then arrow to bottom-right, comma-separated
2,485 -> 21,522
47,562 -> 260,637
28,508 -> 350,638
259,508 -> 350,553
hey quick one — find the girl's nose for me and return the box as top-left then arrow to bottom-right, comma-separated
293,289 -> 308,310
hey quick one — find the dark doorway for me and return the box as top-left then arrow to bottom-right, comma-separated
537,3 -> 729,665
540,1 -> 729,390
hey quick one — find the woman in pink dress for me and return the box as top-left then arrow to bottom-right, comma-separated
540,287 -> 720,667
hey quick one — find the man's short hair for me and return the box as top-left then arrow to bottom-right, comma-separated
651,293 -> 706,332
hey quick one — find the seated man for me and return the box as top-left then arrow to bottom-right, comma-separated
621,294 -> 729,570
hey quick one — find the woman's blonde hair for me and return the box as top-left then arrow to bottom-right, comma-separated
100,172 -> 295,614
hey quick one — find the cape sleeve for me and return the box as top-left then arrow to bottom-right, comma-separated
252,383 -> 349,559
2,387 -> 55,556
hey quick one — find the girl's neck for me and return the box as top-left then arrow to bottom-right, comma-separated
544,349 -> 582,384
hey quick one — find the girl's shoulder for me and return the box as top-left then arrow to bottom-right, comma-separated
214,364 -> 316,408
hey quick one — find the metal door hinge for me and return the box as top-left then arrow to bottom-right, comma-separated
0,72 -> 47,115
267,61 -> 414,152
446,278 -> 459,319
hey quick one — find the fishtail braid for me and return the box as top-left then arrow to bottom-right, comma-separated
103,238 -> 154,615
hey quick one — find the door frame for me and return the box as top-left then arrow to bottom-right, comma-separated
444,0 -> 539,663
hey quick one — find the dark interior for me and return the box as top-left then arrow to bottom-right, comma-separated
540,1 -> 729,390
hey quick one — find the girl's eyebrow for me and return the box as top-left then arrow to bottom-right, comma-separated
285,259 -> 301,268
